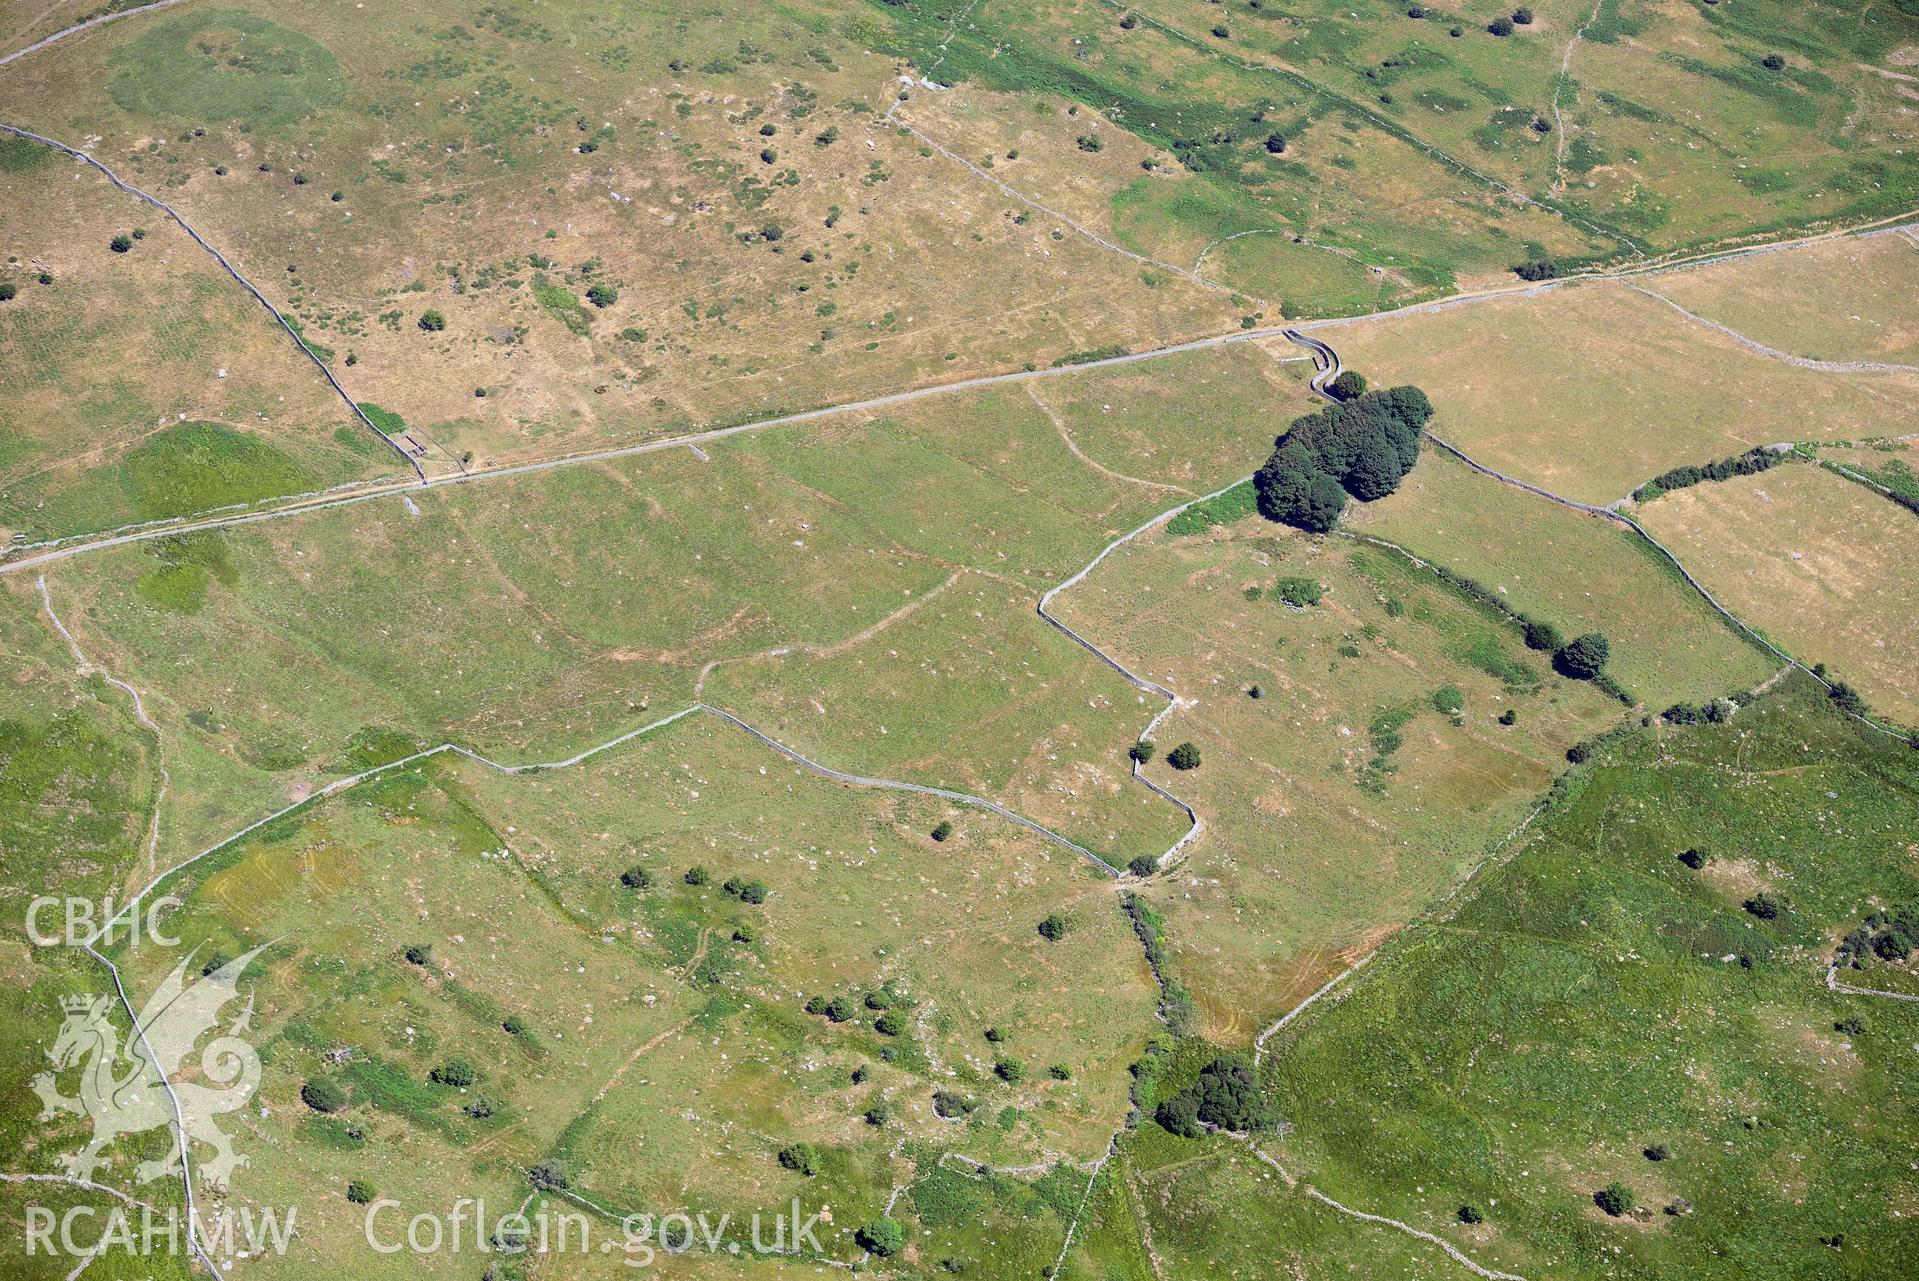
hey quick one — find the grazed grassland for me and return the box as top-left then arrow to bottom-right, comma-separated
1651,228 -> 1919,366
101,714 -> 1149,1277
0,0 -> 1236,469
1260,680 -> 1919,1280
1636,463 -> 1918,726
1051,523 -> 1623,1039
27,346 -> 1314,870
1321,278 -> 1919,503
1347,446 -> 1775,708
0,149 -> 384,540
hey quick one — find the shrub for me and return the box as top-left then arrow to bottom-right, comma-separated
759,147 -> 778,164
1827,681 -> 1868,718
1167,742 -> 1202,770
1644,1143 -> 1671,1162
825,995 -> 858,1022
930,820 -> 954,842
733,923 -> 758,943
1743,893 -> 1785,921
1075,133 -> 1103,152
1431,686 -> 1464,716
301,1078 -> 347,1113
1037,913 -> 1070,941
0,283 -> 14,301
1512,6 -> 1534,22
874,1010 -> 906,1036
1513,259 -> 1556,281
1129,740 -> 1156,765
1264,131 -> 1287,154
1554,633 -> 1610,680
1489,16 -> 1515,35
1677,847 -> 1707,870
464,1096 -> 496,1119
619,865 -> 654,889
403,944 -> 432,966
994,1057 -> 1026,1083
1835,1015 -> 1865,1036
1273,576 -> 1323,608
1458,1205 -> 1483,1224
856,1218 -> 906,1257
430,1059 -> 477,1088
864,1101 -> 890,1126
1761,52 -> 1785,70
346,1180 -> 376,1204
1498,709 -> 1517,726
110,235 -> 133,253
503,1015 -> 530,1037
585,283 -> 618,308
418,309 -> 446,332
1593,1183 -> 1634,1217
932,1090 -> 976,1119
527,1160 -> 569,1190
1211,24 -> 1230,38
1127,854 -> 1158,878
684,866 -> 709,886
778,1143 -> 822,1176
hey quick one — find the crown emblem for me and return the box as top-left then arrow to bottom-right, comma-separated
59,993 -> 102,1014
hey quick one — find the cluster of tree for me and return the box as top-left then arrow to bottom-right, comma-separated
1835,903 -> 1917,967
1632,447 -> 1783,502
429,1059 -> 477,1088
722,875 -> 769,904
1253,386 -> 1433,531
1663,699 -> 1734,726
1155,1054 -> 1273,1137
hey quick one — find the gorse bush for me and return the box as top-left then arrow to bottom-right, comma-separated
1254,387 -> 1432,531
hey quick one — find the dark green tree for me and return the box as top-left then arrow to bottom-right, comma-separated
1167,742 -> 1202,770
301,1078 -> 347,1113
1326,370 -> 1367,401
1553,632 -> 1610,680
856,1218 -> 906,1257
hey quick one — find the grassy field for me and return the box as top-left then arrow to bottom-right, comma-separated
1636,462 -> 1918,727
0,152 -> 388,540
34,345 -> 1315,868
1321,277 -> 1919,504
1050,518 -> 1625,1040
0,0 -> 1239,469
94,712 -> 1150,1277
1649,228 -> 1919,366
1256,678 -> 1919,1279
1347,446 -> 1776,709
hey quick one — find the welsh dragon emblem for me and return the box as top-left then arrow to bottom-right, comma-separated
33,944 -> 268,1190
